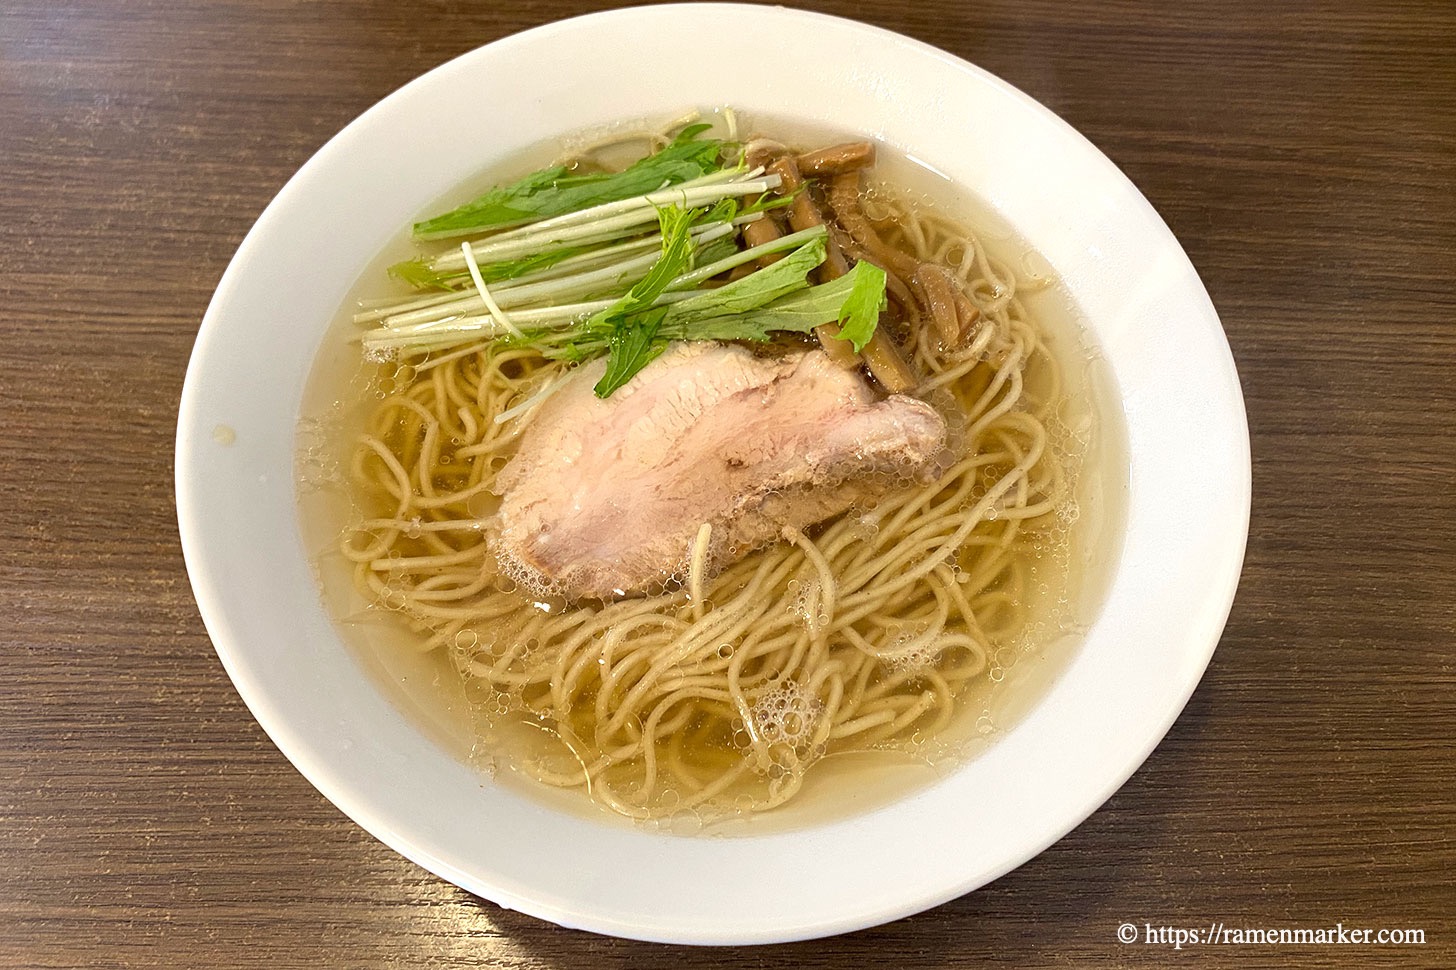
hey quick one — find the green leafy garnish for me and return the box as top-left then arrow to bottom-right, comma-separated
386,257 -> 456,290
662,236 -> 826,325
668,260 -> 886,347
740,183 -> 801,216
595,307 -> 669,397
696,196 -> 740,225
497,241 -> 887,398
693,234 -> 740,268
589,235 -> 826,395
412,125 -> 726,240
604,206 -> 699,319
830,261 -> 887,352
388,247 -> 588,291
361,121 -> 893,386
580,204 -> 699,396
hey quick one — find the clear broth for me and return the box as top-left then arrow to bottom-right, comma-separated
296,109 -> 1128,835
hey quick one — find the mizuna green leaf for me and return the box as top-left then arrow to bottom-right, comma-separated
831,260 -> 887,352
412,125 -> 727,240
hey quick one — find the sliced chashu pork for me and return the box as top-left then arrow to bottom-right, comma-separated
494,341 -> 946,600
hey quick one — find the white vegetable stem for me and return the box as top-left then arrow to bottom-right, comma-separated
435,175 -> 780,265
460,242 -> 523,339
361,227 -> 828,358
372,222 -> 741,331
462,164 -> 762,248
671,225 -> 825,288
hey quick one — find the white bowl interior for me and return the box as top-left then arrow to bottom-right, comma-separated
176,3 -> 1249,945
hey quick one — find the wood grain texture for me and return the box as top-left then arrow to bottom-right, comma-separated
2,0 -> 1453,966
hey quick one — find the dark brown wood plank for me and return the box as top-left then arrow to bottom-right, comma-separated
2,0 -> 1453,966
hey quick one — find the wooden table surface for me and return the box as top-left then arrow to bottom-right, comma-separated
3,1 -> 1453,966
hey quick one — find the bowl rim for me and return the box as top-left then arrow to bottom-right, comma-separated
176,2 -> 1250,945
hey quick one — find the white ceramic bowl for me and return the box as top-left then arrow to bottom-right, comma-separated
176,3 -> 1249,945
